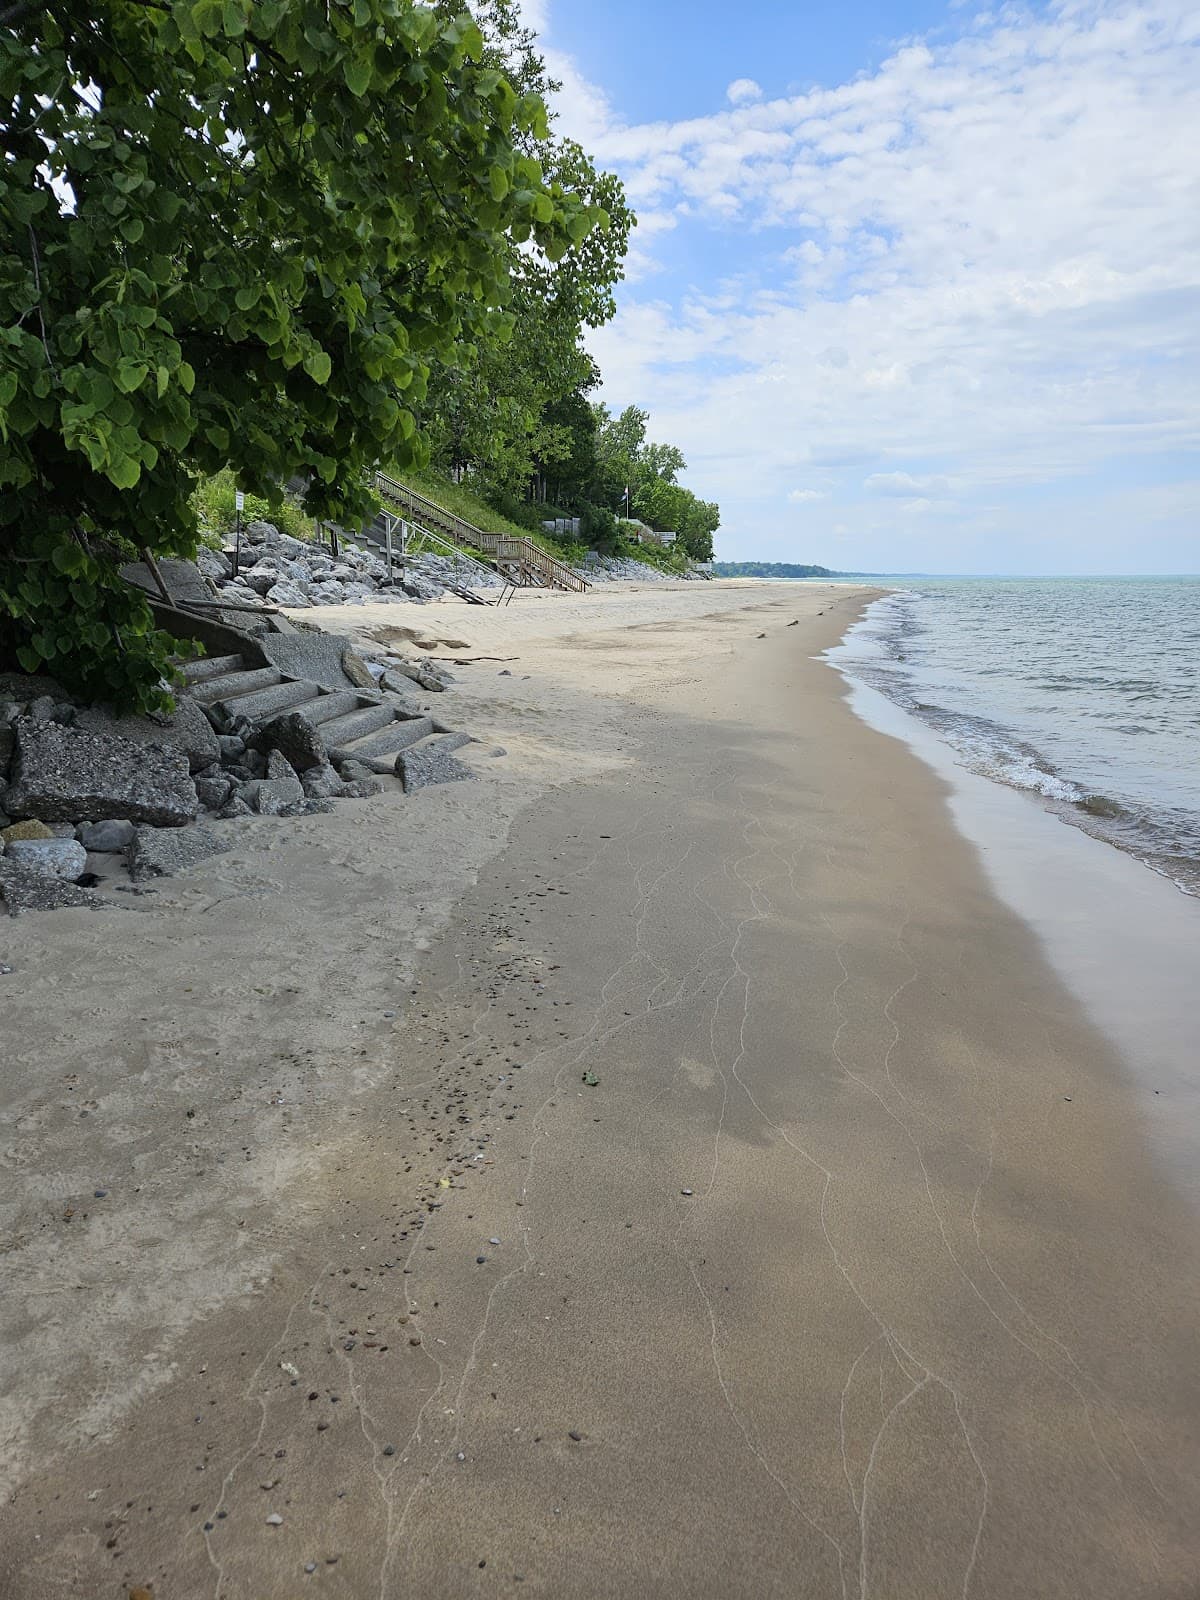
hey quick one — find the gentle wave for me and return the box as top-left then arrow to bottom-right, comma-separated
838,579 -> 1200,897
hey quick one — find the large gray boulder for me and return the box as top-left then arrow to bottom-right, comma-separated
76,696 -> 220,774
267,578 -> 312,609
128,823 -> 230,881
196,546 -> 232,581
0,858 -> 104,915
5,837 -> 87,880
5,718 -> 199,826
78,818 -> 136,853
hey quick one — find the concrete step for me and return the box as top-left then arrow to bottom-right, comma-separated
338,716 -> 435,771
217,678 -> 323,721
189,666 -> 282,703
320,702 -> 397,749
303,690 -> 370,727
423,731 -> 473,755
180,652 -> 244,684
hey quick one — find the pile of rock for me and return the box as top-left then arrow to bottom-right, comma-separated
0,673 -> 399,915
198,519 -> 503,611
581,553 -> 695,584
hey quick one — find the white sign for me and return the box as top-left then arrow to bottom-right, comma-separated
234,490 -> 245,512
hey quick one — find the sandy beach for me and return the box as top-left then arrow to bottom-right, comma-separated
1,579 -> 1197,1598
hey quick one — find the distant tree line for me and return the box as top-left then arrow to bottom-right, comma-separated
711,562 -> 840,579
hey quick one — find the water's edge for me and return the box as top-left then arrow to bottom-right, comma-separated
837,583 -> 1199,897
826,618 -> 1200,1204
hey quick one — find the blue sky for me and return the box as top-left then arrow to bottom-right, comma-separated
530,0 -> 1200,573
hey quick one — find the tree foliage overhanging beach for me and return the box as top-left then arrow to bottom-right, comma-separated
0,0 -> 719,710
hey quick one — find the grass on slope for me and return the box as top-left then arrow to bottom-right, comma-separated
392,469 -> 590,565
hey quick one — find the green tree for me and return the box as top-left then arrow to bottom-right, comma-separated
0,0 -> 600,709
421,0 -> 632,504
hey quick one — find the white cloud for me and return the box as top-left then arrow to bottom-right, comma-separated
726,78 -> 763,106
535,0 -> 1200,569
788,488 -> 828,502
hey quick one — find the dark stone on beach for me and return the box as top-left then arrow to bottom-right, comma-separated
0,858 -> 104,915
194,774 -> 234,810
396,745 -> 475,793
78,818 -> 135,853
568,1430 -> 582,1442
240,750 -> 304,815
261,710 -> 327,773
6,717 -> 199,826
128,823 -> 230,881
382,1445 -> 396,1457
301,761 -> 347,800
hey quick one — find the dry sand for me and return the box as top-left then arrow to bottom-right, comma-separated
0,580 -> 1196,1598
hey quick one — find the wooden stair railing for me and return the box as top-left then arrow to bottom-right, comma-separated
372,473 -> 591,594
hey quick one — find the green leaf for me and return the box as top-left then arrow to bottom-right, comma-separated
114,358 -> 149,393
303,349 -> 332,385
107,455 -> 142,489
342,58 -> 371,96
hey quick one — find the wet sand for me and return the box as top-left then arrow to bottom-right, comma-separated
1,585 -> 1196,1597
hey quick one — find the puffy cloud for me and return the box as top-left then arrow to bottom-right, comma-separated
537,0 -> 1200,570
726,78 -> 763,106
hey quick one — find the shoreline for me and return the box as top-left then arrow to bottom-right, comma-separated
836,584 -> 1200,901
2,580 -> 1197,1597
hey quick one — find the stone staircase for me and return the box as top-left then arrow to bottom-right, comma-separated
181,653 -> 472,777
372,473 -> 592,594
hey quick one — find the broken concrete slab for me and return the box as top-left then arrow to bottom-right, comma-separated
425,732 -> 474,755
5,718 -> 199,827
395,745 -> 476,793
0,859 -> 104,915
194,774 -> 234,810
300,762 -> 347,800
5,837 -> 87,880
260,710 -> 327,773
128,823 -> 230,881
382,662 -> 448,694
239,749 -> 304,816
120,556 -> 218,609
256,631 -> 375,693
75,696 -> 220,774
342,649 -> 377,691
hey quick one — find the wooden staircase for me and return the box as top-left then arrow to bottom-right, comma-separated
181,653 -> 470,776
372,474 -> 591,594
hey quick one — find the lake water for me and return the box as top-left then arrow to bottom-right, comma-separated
835,577 -> 1200,896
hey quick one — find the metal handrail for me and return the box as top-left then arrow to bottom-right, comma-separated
373,472 -> 591,594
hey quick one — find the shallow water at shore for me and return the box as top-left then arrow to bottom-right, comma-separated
837,578 -> 1200,894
